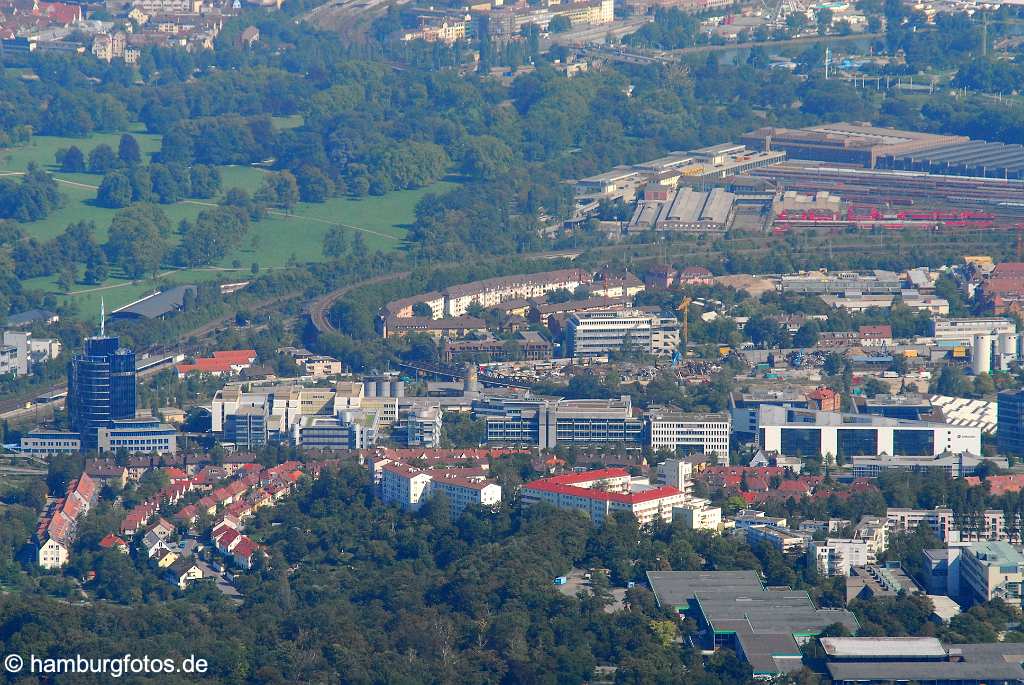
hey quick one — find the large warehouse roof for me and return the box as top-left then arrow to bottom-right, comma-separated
110,285 -> 197,320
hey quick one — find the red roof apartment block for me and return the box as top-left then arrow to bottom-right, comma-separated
522,468 -> 688,525
964,474 -> 1024,496
176,349 -> 257,376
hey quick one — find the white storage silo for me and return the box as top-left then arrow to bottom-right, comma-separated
972,334 -> 992,375
998,333 -> 1019,357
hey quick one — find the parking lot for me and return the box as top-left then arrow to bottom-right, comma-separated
553,569 -> 627,613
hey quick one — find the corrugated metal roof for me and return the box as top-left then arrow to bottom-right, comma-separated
111,285 -> 196,319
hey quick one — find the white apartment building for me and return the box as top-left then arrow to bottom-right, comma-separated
401,18 -> 469,44
37,538 -> 69,570
932,317 -> 1016,346
648,410 -> 730,464
887,507 -> 1009,543
381,463 -> 433,510
1,331 -> 61,376
301,356 -> 343,377
798,519 -> 851,535
673,498 -> 722,530
445,269 -> 589,318
853,516 -> 889,557
0,346 -> 15,377
379,462 -> 501,518
406,406 -> 443,448
589,274 -> 646,299
558,0 -> 614,26
808,538 -> 872,577
429,472 -> 502,516
655,458 -> 694,497
564,309 -> 679,358
959,541 -> 1024,607
651,459 -> 722,529
382,292 -> 447,320
91,34 -> 114,61
522,468 -> 688,526
20,430 -> 81,457
733,510 -> 788,530
887,507 -> 958,541
741,524 -> 811,553
132,0 -> 198,14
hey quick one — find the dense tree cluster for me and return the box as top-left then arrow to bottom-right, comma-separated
160,114 -> 275,166
919,97 -> 1024,146
38,91 -> 129,137
253,171 -> 299,211
851,592 -> 1022,643
138,69 -> 307,134
0,164 -> 62,222
96,163 -> 220,208
105,204 -> 171,279
885,12 -> 982,72
12,220 -> 106,285
623,8 -> 700,49
953,55 -> 1024,94
174,206 -> 251,267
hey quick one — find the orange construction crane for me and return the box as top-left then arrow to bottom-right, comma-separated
677,296 -> 692,355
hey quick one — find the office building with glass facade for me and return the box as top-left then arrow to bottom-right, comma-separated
756,405 -> 980,461
67,336 -> 136,451
481,395 -> 645,449
998,389 -> 1024,456
224,406 -> 269,450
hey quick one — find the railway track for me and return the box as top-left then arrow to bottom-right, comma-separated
307,249 -> 583,335
309,271 -> 411,334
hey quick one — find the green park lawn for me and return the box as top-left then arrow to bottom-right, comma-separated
0,123 -> 163,179
1,119 -> 458,320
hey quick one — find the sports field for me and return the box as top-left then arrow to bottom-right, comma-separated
1,119 -> 457,318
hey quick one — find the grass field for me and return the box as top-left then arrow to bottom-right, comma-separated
0,123 -> 163,173
0,119 -> 458,319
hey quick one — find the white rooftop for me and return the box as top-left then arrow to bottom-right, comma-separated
927,595 -> 962,623
820,637 -> 946,658
930,395 -> 997,434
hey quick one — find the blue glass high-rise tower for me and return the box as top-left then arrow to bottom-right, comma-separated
998,389 -> 1024,457
67,307 -> 136,452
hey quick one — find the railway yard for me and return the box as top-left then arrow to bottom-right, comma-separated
751,163 -> 1024,234
575,122 -> 1024,242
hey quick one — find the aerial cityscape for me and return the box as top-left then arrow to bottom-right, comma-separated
1,0 -> 1024,679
